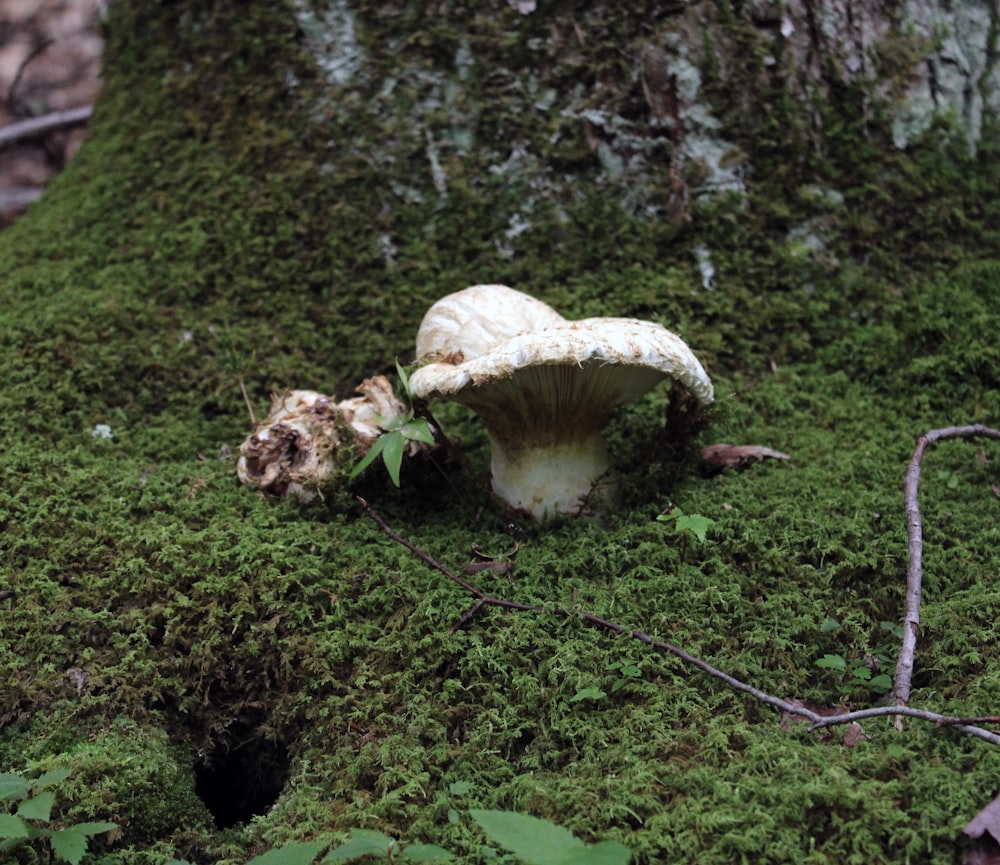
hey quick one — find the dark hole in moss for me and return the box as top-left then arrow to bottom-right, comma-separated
194,725 -> 290,828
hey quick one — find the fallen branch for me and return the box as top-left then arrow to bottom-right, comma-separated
0,105 -> 94,148
357,499 -> 1000,748
0,187 -> 43,211
892,424 -> 1000,717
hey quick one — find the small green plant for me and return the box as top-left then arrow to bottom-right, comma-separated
656,505 -> 716,561
165,808 -> 632,865
570,656 -> 649,703
814,619 -> 901,694
935,468 -> 961,490
605,657 -> 646,693
349,361 -> 436,488
656,507 -> 716,542
0,769 -> 117,865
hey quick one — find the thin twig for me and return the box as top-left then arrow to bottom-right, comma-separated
892,425 -> 1000,719
809,705 -> 1000,746
0,105 -> 94,148
355,497 -> 537,614
238,375 -> 256,427
936,716 -> 1000,727
5,39 -> 52,116
357,499 -> 1000,748
0,187 -> 43,211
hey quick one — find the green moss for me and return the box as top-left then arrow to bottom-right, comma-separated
0,712 -> 211,860
1,1 -> 1000,863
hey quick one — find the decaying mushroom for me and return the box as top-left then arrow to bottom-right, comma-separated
409,284 -> 713,520
237,375 -> 411,501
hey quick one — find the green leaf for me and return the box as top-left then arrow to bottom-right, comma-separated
568,840 -> 632,865
246,840 -> 328,865
819,617 -> 840,634
470,810 -> 585,865
0,773 -> 29,802
380,431 -> 405,487
0,813 -> 29,841
50,823 -> 114,865
870,674 -> 894,692
323,829 -> 395,861
447,781 -> 476,796
569,687 -> 607,702
395,358 -> 411,394
349,435 -> 389,482
399,418 -> 435,445
815,654 -> 847,670
674,514 -> 716,542
18,791 -> 55,822
400,843 -> 455,861
32,770 -> 72,791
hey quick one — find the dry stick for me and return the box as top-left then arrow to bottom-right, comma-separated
0,105 -> 94,148
357,498 -> 1000,747
892,424 -> 1000,720
355,497 -> 537,616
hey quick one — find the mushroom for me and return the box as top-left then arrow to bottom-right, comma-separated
409,285 -> 713,520
237,375 -> 409,501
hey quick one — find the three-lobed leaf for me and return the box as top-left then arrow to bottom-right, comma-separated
673,514 -> 716,542
656,509 -> 716,542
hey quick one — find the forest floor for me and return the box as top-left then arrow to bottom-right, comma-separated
0,0 -> 101,228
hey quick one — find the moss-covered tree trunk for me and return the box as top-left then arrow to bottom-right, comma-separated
2,2 -> 1000,864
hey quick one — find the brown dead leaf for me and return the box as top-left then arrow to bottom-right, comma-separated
992,484 -> 1000,498
842,722 -> 865,747
702,443 -> 791,473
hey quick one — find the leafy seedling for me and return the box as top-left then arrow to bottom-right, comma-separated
657,508 -> 716,542
0,770 -> 117,865
349,360 -> 436,487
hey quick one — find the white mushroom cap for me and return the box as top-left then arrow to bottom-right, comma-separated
415,283 -> 566,363
409,285 -> 713,519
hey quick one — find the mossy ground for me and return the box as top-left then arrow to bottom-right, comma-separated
1,2 -> 999,864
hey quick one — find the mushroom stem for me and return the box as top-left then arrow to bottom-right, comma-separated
488,433 -> 617,520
